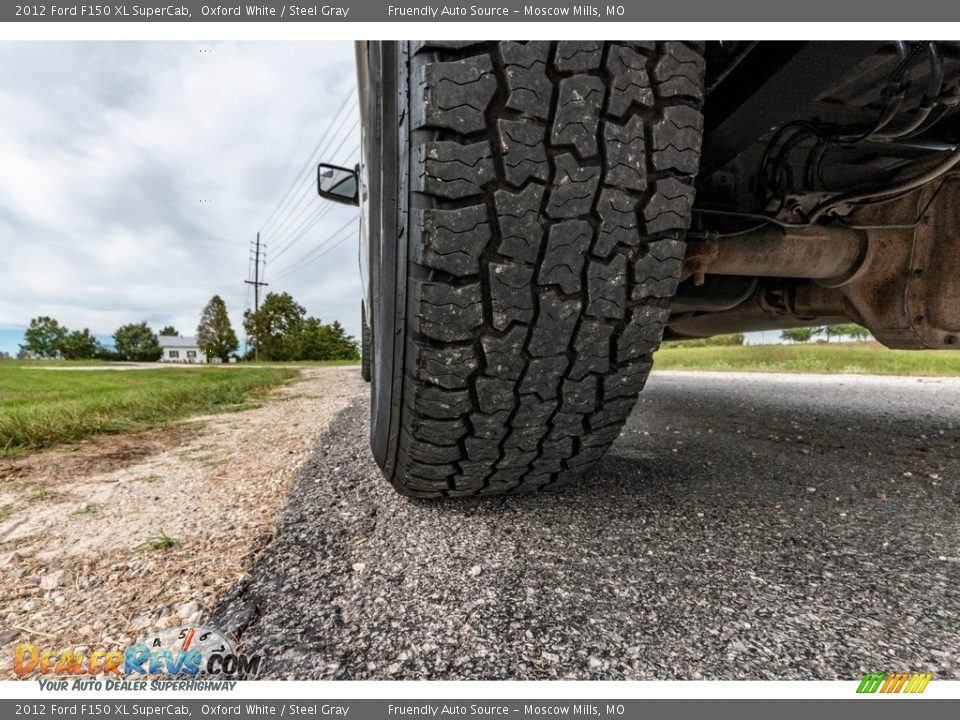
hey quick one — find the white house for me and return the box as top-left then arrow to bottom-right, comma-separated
158,336 -> 207,364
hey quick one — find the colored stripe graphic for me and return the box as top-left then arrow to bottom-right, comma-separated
857,673 -> 886,693
904,673 -> 933,693
857,672 -> 932,694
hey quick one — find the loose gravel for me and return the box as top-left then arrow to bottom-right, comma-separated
212,371 -> 960,680
0,367 -> 359,676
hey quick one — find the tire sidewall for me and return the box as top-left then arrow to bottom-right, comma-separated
368,41 -> 407,476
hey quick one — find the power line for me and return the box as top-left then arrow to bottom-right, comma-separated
258,86 -> 357,236
270,138 -> 360,252
340,143 -> 360,164
270,216 -> 356,280
265,189 -> 334,258
262,115 -> 360,249
243,233 -> 269,361
264,154 -> 359,267
268,204 -> 337,266
271,233 -> 355,285
269,216 -> 357,282
265,134 -> 361,265
260,102 -> 359,243
244,83 -> 360,331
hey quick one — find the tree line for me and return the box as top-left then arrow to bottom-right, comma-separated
18,291 -> 358,362
242,292 -> 357,361
664,324 -> 872,348
780,324 -> 871,343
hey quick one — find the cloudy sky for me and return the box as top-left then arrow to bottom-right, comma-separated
0,41 -> 360,356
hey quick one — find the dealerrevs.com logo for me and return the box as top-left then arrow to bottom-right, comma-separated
857,672 -> 933,694
14,625 -> 261,680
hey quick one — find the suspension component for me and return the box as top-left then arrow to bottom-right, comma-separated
673,181 -> 960,349
683,226 -> 867,285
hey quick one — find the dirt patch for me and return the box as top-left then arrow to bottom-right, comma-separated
0,425 -> 200,483
0,366 -> 366,676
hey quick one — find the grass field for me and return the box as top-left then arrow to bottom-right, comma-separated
655,342 -> 960,376
0,365 -> 299,456
2,344 -> 953,456
0,359 -> 114,368
1,359 -> 359,368
253,360 -> 359,367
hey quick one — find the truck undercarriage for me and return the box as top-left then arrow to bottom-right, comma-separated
679,41 -> 960,349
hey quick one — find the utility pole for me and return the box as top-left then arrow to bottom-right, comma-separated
244,232 -> 269,361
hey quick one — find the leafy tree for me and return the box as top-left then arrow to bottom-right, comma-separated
158,326 -> 179,337
59,329 -> 103,360
813,325 -> 842,342
821,323 -> 871,342
847,324 -> 872,341
664,333 -> 745,348
243,292 -> 306,361
780,327 -> 815,344
297,318 -> 360,361
94,347 -> 123,362
242,292 -> 359,361
297,317 -> 333,361
196,295 -> 239,362
20,316 -> 68,358
325,320 -> 359,360
113,322 -> 161,361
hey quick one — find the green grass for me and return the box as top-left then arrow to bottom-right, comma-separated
655,342 -> 960,376
0,365 -> 299,456
243,359 -> 359,367
134,530 -> 181,552
0,359 -> 114,368
2,358 -> 358,368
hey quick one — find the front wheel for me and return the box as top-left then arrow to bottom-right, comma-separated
367,41 -> 705,496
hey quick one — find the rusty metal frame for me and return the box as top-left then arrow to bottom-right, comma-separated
672,181 -> 960,349
906,181 -> 960,348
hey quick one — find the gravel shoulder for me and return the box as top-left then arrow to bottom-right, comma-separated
212,371 -> 960,680
0,366 -> 363,676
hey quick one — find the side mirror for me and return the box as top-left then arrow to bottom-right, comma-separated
317,163 -> 359,206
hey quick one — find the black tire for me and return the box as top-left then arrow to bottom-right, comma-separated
368,41 -> 704,497
360,302 -> 371,382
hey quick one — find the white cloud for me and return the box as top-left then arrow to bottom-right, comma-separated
0,41 -> 362,349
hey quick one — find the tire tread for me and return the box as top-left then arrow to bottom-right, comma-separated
394,41 -> 704,496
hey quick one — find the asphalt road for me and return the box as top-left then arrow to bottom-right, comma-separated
211,371 -> 960,680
